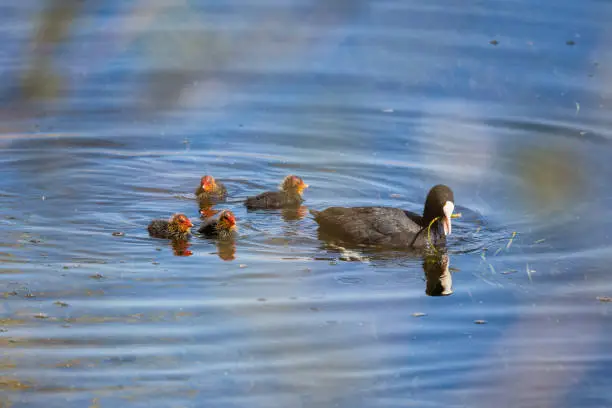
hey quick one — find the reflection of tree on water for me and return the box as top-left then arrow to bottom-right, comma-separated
171,239 -> 192,257
423,252 -> 453,296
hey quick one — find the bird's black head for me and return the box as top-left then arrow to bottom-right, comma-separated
422,185 -> 455,235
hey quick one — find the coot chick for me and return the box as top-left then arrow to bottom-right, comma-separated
195,175 -> 227,202
245,175 -> 308,209
310,185 -> 454,249
148,213 -> 193,240
198,209 -> 237,239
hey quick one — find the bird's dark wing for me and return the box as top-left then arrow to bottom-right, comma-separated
198,218 -> 218,236
245,191 -> 284,209
313,207 -> 423,247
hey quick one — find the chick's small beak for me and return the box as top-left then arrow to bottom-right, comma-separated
186,219 -> 193,228
442,201 -> 454,235
227,216 -> 236,228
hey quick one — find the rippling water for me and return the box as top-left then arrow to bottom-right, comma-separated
2,1 -> 612,407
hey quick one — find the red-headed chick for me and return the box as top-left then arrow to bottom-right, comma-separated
245,175 -> 308,209
148,213 -> 193,240
195,175 -> 227,202
198,209 -> 237,239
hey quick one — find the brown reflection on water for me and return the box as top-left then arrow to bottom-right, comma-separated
516,146 -> 586,214
217,240 -> 236,261
9,0 -> 365,119
171,240 -> 192,257
423,253 -> 453,296
281,206 -> 308,221
199,205 -> 219,219
21,0 -> 85,102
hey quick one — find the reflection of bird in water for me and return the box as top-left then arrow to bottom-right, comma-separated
199,205 -> 219,219
245,175 -> 308,209
171,239 -> 192,257
282,205 -> 308,221
311,185 -> 455,249
423,253 -> 452,296
216,240 -> 236,261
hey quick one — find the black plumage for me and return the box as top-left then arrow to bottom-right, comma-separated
245,175 -> 308,210
310,185 -> 455,249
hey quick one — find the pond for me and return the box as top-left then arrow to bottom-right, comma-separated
1,1 -> 612,407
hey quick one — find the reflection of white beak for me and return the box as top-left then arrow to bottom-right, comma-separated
442,201 -> 454,235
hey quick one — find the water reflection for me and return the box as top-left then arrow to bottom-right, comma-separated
2,0 -> 612,406
171,239 -> 192,257
199,205 -> 219,219
320,243 -> 455,296
423,253 -> 453,296
217,240 -> 236,261
281,205 -> 308,221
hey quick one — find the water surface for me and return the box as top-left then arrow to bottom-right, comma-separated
2,1 -> 612,407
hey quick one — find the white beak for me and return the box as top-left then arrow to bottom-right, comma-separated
442,201 -> 454,235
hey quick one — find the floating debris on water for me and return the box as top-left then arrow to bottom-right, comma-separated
566,40 -> 575,46
526,264 -> 535,282
533,239 -> 546,244
112,232 -> 125,237
501,269 -> 518,275
390,193 -> 401,198
506,232 -> 517,250
239,264 -> 247,268
34,313 -> 48,319
596,296 -> 612,303
54,301 -> 69,307
474,320 -> 487,324
412,312 -> 427,317
90,273 -> 104,280
489,39 -> 499,45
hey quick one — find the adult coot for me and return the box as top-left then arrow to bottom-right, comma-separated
245,175 -> 308,209
310,185 -> 454,248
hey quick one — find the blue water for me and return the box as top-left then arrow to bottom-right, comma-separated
2,1 -> 612,407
